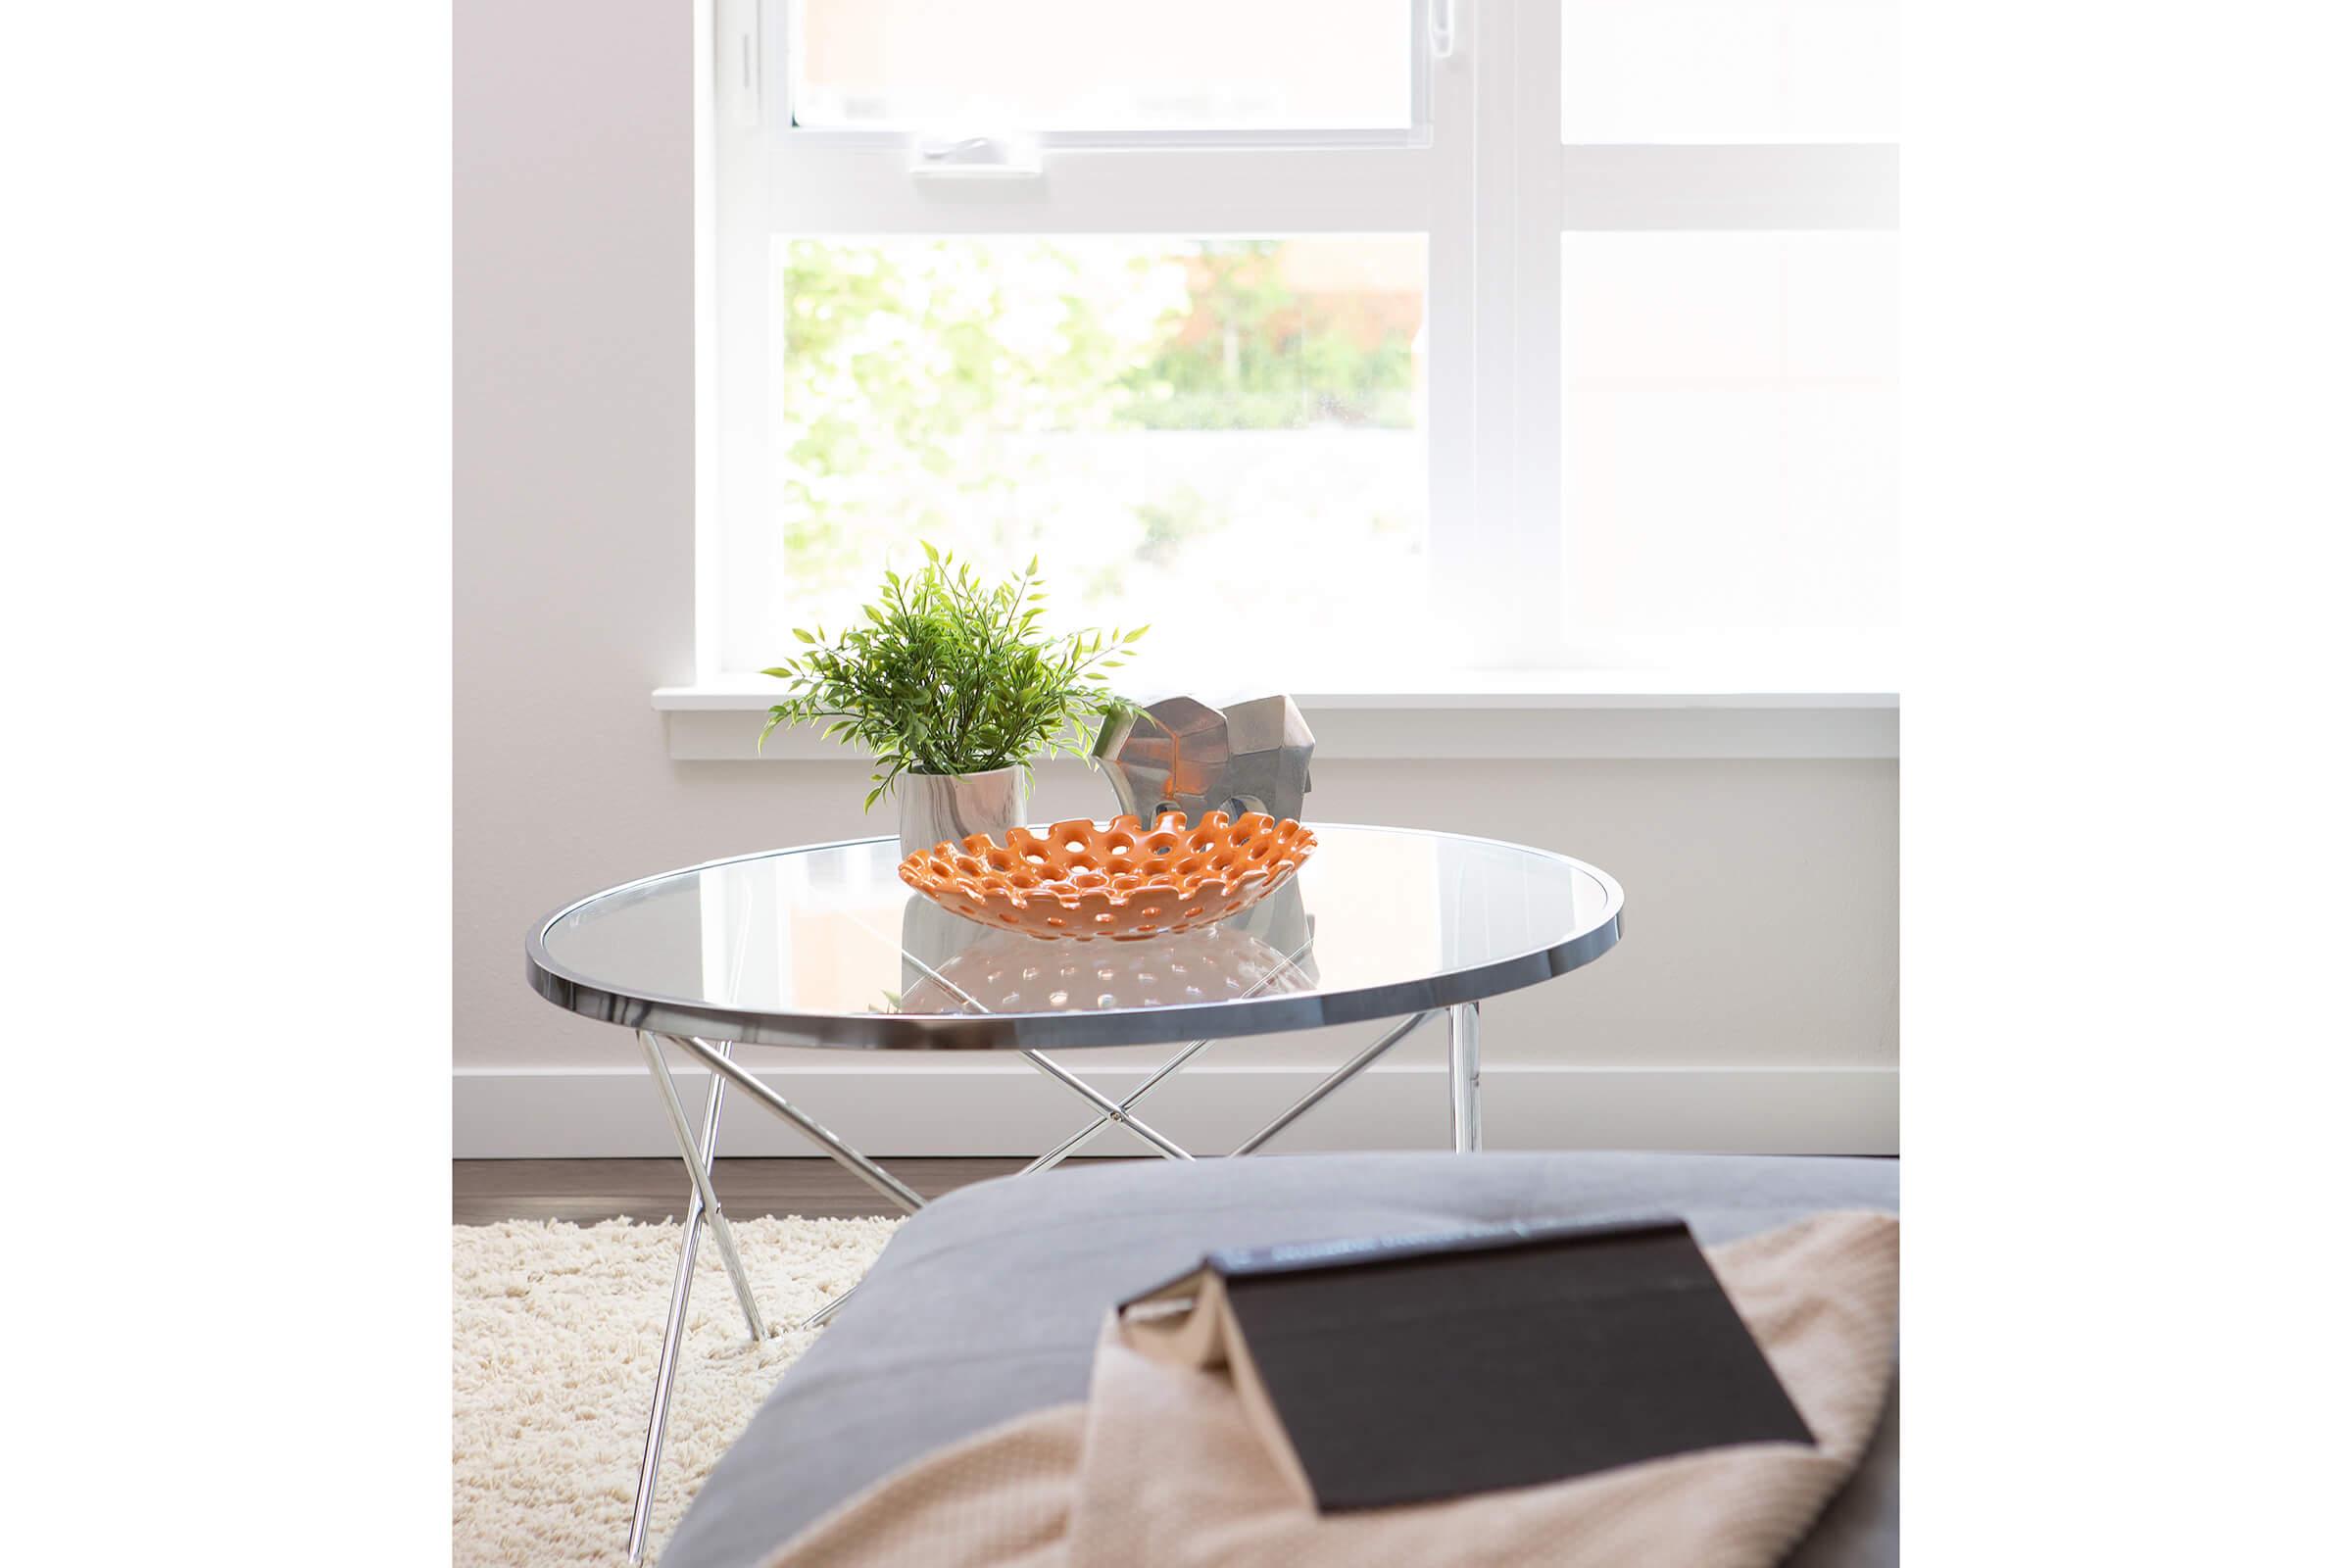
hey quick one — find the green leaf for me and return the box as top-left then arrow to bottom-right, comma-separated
793,627 -> 816,644
747,550 -> 1135,784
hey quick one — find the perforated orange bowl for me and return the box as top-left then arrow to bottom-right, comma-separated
898,810 -> 1317,942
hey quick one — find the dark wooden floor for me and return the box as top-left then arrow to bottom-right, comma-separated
454,1152 -> 1886,1224
454,1156 -> 1052,1224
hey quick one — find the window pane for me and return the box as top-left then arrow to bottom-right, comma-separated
738,237 -> 1429,677
1560,232 -> 1895,641
1561,0 -> 1897,142
791,0 -> 1414,132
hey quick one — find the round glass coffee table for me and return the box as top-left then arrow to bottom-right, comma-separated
526,823 -> 1621,1561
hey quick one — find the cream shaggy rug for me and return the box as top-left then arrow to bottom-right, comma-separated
455,1215 -> 901,1568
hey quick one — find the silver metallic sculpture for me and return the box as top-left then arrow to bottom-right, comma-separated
1091,694 -> 1316,825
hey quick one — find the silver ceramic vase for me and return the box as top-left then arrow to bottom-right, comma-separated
897,765 -> 1031,858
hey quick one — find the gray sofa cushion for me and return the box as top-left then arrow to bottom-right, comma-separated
662,1152 -> 1898,1568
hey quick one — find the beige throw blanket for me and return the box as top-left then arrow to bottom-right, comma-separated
765,1211 -> 1897,1568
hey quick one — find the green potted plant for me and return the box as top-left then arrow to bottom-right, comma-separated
760,545 -> 1145,855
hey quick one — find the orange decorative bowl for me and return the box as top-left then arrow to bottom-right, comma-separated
898,810 -> 1317,942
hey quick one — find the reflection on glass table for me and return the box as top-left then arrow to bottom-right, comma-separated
895,912 -> 1320,1018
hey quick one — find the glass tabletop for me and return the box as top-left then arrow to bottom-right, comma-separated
527,825 -> 1623,1051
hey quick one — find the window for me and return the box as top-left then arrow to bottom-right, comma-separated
704,0 -> 1896,686
788,0 -> 1416,133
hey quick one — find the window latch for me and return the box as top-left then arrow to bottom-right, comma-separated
1429,0 -> 1459,61
910,134 -> 1043,180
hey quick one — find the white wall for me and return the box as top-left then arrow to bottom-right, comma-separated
455,1 -> 1897,1157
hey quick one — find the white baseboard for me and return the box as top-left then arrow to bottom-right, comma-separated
454,1061 -> 1895,1158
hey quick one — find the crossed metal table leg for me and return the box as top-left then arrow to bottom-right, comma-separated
623,1032 -> 924,1564
620,1000 -> 1482,1563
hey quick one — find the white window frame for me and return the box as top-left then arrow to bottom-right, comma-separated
691,0 -> 1899,690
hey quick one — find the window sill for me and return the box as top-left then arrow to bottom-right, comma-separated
652,676 -> 1898,760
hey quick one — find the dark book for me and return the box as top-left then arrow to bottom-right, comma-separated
1118,1217 -> 1814,1512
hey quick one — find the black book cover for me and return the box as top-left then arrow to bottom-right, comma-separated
1124,1218 -> 1814,1513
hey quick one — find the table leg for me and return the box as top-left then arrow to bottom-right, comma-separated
1231,1011 -> 1439,1155
1016,929 -> 1321,1169
1020,1034 -> 1219,1174
801,1279 -> 861,1331
1018,1049 -> 1196,1159
668,1034 -> 926,1215
638,1032 -> 768,1343
626,1037 -> 739,1566
811,1026 -> 1234,1332
1448,1001 -> 1483,1152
